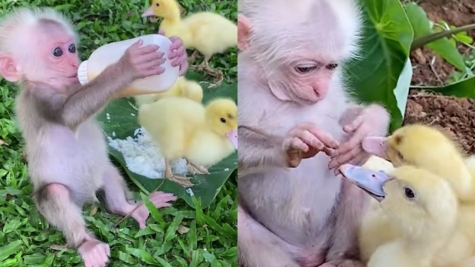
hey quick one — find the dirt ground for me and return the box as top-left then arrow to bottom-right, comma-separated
405,0 -> 475,154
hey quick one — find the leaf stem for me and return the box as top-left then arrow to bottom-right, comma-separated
411,23 -> 475,51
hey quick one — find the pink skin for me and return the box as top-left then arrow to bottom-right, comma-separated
33,30 -> 184,267
130,191 -> 177,229
157,29 -> 188,76
268,59 -> 336,104
361,136 -> 389,160
78,238 -> 111,267
32,28 -> 188,91
31,26 -> 81,89
78,166 -> 176,267
328,104 -> 390,171
101,164 -> 178,231
226,129 -> 238,149
283,122 -> 339,167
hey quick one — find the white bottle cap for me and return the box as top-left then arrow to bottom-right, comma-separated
77,61 -> 89,85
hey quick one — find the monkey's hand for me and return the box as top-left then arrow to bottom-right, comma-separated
157,29 -> 189,76
117,39 -> 166,80
283,123 -> 339,168
328,104 -> 390,170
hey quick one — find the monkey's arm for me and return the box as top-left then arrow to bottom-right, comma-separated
238,125 -> 288,177
33,65 -> 133,129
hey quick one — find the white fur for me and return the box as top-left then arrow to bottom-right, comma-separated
0,7 -> 78,54
240,0 -> 363,69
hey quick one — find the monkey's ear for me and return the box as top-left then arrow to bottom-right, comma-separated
0,54 -> 21,82
238,14 -> 251,51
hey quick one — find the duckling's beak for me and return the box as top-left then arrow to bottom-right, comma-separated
362,136 -> 389,161
142,7 -> 155,17
338,164 -> 392,202
226,129 -> 238,149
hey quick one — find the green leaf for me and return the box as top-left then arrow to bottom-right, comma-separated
0,240 -> 22,262
404,2 -> 466,71
421,76 -> 475,98
347,0 -> 413,132
97,71 -> 237,209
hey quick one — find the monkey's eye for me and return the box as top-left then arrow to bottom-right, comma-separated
68,44 -> 76,53
326,63 -> 338,70
295,66 -> 317,74
404,187 -> 415,199
52,47 -> 63,57
220,118 -> 226,123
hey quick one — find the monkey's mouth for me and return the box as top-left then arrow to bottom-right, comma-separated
338,164 -> 391,202
66,76 -> 80,84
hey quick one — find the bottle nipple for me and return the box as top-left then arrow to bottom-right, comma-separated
77,61 -> 89,85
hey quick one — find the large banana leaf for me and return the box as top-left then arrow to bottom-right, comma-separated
347,0 -> 414,132
97,71 -> 237,209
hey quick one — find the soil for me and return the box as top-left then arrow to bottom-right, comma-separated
405,0 -> 475,154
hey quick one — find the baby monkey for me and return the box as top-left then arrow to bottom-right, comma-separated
0,7 -> 187,267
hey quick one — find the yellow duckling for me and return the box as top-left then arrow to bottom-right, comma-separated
138,96 -> 237,187
134,77 -> 203,107
356,156 -> 396,262
142,0 -> 237,85
360,126 -> 475,264
362,124 -> 475,203
339,164 -> 472,267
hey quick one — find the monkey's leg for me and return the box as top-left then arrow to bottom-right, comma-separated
165,159 -> 194,187
321,179 -> 367,267
100,165 -> 176,229
185,159 -> 209,175
35,183 -> 110,267
238,205 -> 300,267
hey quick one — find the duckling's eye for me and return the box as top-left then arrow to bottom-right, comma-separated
156,3 -> 160,6
404,187 -> 415,199
220,118 -> 226,123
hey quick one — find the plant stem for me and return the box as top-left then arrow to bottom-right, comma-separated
411,23 -> 475,51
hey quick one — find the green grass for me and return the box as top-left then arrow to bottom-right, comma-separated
0,0 -> 237,266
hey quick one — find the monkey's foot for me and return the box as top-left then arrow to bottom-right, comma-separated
186,161 -> 209,175
78,239 -> 110,267
131,191 -> 177,229
318,259 -> 365,267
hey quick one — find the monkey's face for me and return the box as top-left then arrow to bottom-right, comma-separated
27,24 -> 80,88
267,58 -> 339,105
